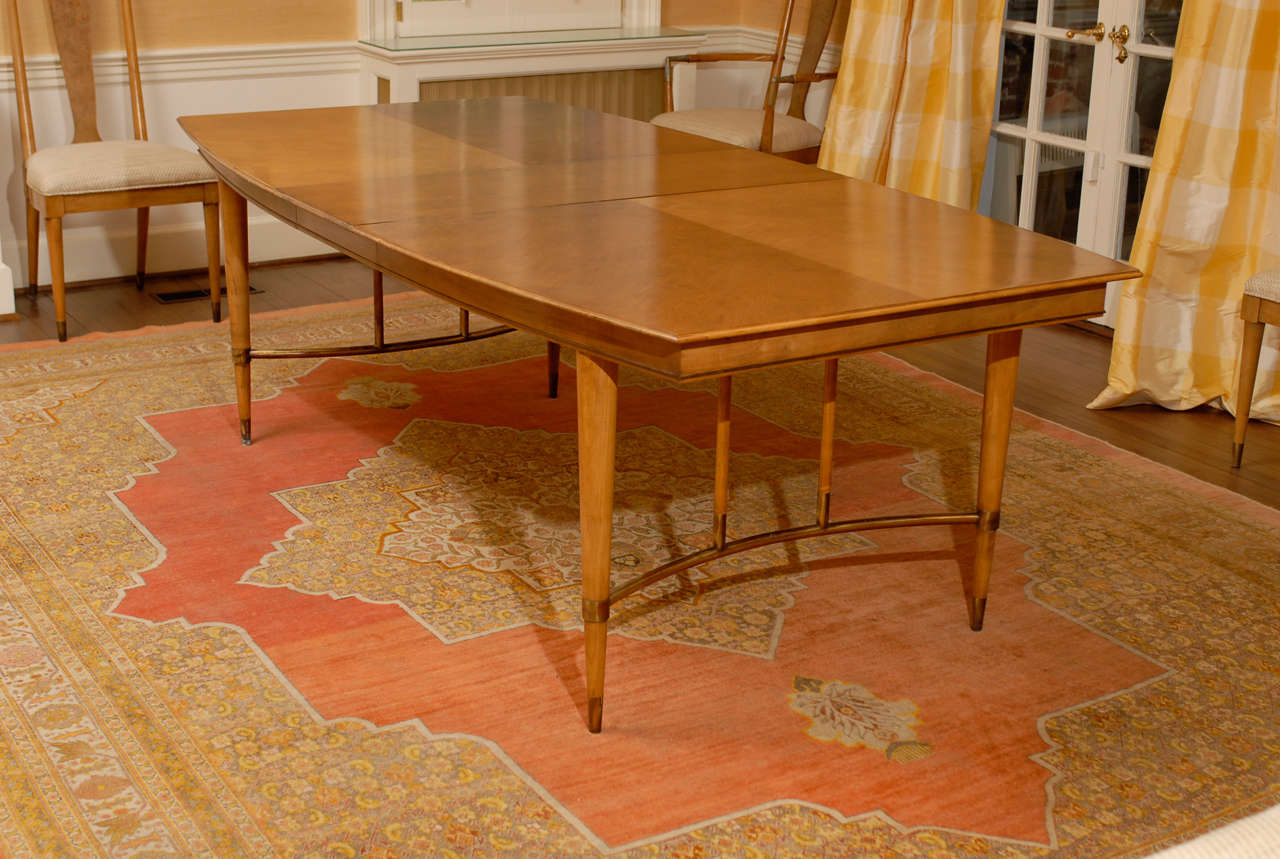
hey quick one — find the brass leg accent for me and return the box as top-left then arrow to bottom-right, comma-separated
219,181 -> 252,445
714,376 -> 732,549
577,353 -> 618,733
372,270 -> 385,349
547,342 -> 562,399
25,204 -> 39,298
47,216 -> 66,342
1233,314 -> 1265,468
969,330 -> 1022,631
136,207 -> 150,291
202,201 -> 221,323
817,358 -> 838,528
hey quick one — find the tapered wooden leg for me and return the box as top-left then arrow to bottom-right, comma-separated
203,200 -> 222,323
576,353 -> 618,733
136,207 -> 150,290
46,216 -> 66,341
969,329 -> 1022,631
547,342 -> 562,399
1233,312 -> 1265,468
817,359 -> 838,528
25,205 -> 39,297
219,181 -> 252,444
714,376 -> 732,549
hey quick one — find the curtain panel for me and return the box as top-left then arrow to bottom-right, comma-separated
817,0 -> 1004,209
1090,0 -> 1280,422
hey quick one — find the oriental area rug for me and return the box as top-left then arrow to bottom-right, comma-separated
0,295 -> 1277,857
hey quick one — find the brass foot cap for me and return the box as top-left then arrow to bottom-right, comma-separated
56,321 -> 67,342
587,697 -> 603,733
968,596 -> 987,631
1232,443 -> 1244,468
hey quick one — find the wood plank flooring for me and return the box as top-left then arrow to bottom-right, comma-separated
4,257 -> 1278,510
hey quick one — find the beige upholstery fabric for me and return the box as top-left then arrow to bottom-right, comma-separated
651,109 -> 823,154
1244,269 -> 1280,303
26,140 -> 215,196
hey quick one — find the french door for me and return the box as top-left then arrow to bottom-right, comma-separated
987,0 -> 1181,325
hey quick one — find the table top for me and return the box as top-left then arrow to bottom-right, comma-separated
180,98 -> 1140,379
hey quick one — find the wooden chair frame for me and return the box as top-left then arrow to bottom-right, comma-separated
1232,291 -> 1280,466
5,0 -> 221,341
661,0 -> 841,163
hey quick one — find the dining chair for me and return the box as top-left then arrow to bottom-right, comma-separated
650,0 -> 841,163
5,0 -> 221,341
1231,269 -> 1279,467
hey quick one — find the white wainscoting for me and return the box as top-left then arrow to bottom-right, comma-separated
0,26 -> 838,312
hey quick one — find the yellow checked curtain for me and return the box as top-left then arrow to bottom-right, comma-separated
817,0 -> 1004,209
1090,1 -> 1280,422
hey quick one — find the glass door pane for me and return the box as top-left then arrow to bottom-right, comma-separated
1033,144 -> 1085,242
990,136 -> 1026,225
1050,0 -> 1099,30
999,32 -> 1035,125
1140,0 -> 1180,45
1043,39 -> 1095,140
1129,55 -> 1173,157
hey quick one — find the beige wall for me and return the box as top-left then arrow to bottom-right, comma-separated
665,0 -> 846,42
3,0 -> 355,54
744,0 -> 849,39
663,0 -> 742,27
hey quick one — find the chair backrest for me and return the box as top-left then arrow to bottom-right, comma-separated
783,0 -> 841,121
4,0 -> 149,165
759,0 -> 841,154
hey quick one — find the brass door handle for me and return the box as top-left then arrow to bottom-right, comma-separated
1109,24 -> 1130,63
1066,22 -> 1105,41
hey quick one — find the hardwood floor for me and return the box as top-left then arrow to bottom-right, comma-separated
4,257 -> 1278,510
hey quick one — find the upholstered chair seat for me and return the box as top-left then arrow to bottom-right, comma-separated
1244,269 -> 1280,302
650,109 -> 824,154
26,140 -> 216,196
652,0 -> 840,164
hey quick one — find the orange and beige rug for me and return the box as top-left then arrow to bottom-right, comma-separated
0,295 -> 1277,856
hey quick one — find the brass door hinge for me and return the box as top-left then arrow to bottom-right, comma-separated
395,0 -> 404,23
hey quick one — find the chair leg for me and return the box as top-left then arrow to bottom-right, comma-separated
547,342 -> 561,398
25,205 -> 40,298
46,216 -> 67,342
136,207 -> 150,290
203,201 -> 222,323
1232,318 -> 1266,467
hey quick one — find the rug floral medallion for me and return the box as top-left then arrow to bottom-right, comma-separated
0,297 -> 1277,857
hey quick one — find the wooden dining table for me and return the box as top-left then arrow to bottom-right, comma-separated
180,97 -> 1140,733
